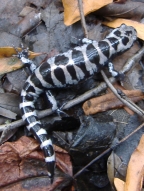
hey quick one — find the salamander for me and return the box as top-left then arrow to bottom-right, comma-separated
18,24 -> 137,182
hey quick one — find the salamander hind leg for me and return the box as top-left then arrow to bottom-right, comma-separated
45,90 -> 69,117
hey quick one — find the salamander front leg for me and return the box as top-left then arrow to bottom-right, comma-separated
108,62 -> 124,80
45,91 -> 68,117
13,44 -> 37,72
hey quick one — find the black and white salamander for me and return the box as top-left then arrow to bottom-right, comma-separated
18,24 -> 137,182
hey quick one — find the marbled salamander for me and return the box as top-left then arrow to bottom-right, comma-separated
19,24 -> 137,182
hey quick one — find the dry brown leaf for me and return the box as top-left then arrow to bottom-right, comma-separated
0,57 -> 23,75
124,134 -> 144,191
54,145 -> 73,176
0,136 -> 42,188
0,47 -> 43,75
0,47 -> 42,58
62,0 -> 113,26
0,136 -> 73,190
95,1 -> 144,21
82,90 -> 144,115
103,19 -> 144,40
114,178 -> 125,191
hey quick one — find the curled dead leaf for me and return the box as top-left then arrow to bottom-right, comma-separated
83,90 -> 144,115
95,1 -> 144,20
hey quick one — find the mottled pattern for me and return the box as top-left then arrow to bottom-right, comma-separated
19,24 -> 137,182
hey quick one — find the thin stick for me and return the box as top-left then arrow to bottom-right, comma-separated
77,0 -> 88,38
0,79 -> 114,132
122,44 -> 144,74
101,70 -> 144,116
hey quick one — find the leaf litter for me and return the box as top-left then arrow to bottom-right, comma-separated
0,136 -> 73,190
0,0 -> 144,190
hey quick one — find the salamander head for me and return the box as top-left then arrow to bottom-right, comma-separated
106,24 -> 137,53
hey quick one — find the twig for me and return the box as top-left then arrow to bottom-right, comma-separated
122,44 -> 144,74
0,79 -> 114,132
101,70 -> 144,116
73,121 -> 144,179
77,0 -> 88,38
118,90 -> 144,114
62,77 -> 115,109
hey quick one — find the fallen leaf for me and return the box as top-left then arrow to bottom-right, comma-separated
95,1 -> 144,21
0,47 -> 42,59
0,57 -> 23,75
0,136 -> 42,188
82,90 -> 144,115
10,11 -> 42,37
124,134 -> 144,191
62,0 -> 113,26
103,19 -> 144,40
19,6 -> 36,17
0,106 -> 16,119
0,47 -> 43,75
107,151 -> 122,186
0,136 -> 73,190
0,93 -> 20,115
107,151 -> 115,186
114,178 -> 125,191
54,145 -> 73,176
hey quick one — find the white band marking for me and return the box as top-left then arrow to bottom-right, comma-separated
40,139 -> 52,149
22,111 -> 36,121
45,155 -> 55,162
36,128 -> 47,136
20,102 -> 34,108
27,121 -> 41,131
